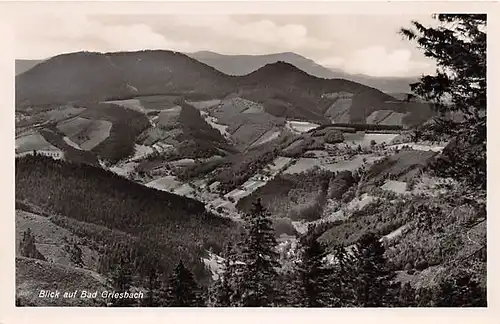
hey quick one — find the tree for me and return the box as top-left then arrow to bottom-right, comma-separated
19,228 -> 46,261
140,259 -> 163,307
239,199 -> 282,307
108,261 -> 136,307
69,242 -> 83,267
209,245 -> 240,307
352,232 -> 396,307
398,282 -> 417,307
401,14 -> 486,190
164,261 -> 205,307
330,245 -> 357,307
401,14 -> 486,117
432,272 -> 486,307
296,233 -> 333,307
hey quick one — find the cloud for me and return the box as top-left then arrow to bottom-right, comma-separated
167,15 -> 331,52
320,46 -> 434,77
14,14 -> 436,77
15,15 -> 195,58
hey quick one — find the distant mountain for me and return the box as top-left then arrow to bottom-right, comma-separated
15,59 -> 44,75
16,50 -> 433,127
16,50 -> 233,107
186,51 -> 418,94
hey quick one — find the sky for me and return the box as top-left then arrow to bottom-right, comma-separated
15,14 -> 439,77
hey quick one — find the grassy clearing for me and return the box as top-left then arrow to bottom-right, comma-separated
250,129 -> 281,148
109,161 -> 139,177
285,120 -> 320,133
15,132 -> 59,153
343,132 -> 400,148
146,175 -> 183,192
365,110 -> 407,126
210,97 -> 284,148
157,106 -> 182,128
16,210 -> 100,269
46,106 -> 86,123
283,154 -> 381,174
388,143 -> 446,153
381,180 -> 409,194
186,99 -> 221,110
105,98 -> 146,113
56,117 -> 113,151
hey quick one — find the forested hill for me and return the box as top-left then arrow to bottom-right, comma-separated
15,155 -> 210,230
15,155 -> 239,281
16,50 -> 413,124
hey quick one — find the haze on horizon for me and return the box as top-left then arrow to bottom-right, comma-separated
15,14 -> 438,78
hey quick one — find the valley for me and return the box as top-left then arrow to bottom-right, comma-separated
14,48 -> 486,307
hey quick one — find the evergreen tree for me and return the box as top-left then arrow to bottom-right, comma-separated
20,228 -> 46,261
401,14 -> 486,189
330,245 -> 357,307
141,264 -> 163,307
398,282 -> 417,307
164,261 -> 206,307
277,261 -> 304,307
108,261 -> 136,307
432,272 -> 486,307
352,233 -> 396,307
69,242 -> 84,267
240,199 -> 282,307
210,245 -> 236,307
401,14 -> 486,117
297,232 -> 332,307
415,286 -> 434,307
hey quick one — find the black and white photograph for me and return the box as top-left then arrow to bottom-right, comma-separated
7,2 -> 489,312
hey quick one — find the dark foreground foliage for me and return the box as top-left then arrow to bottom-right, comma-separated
15,155 -> 239,285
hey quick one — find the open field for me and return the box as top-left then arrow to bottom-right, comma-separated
46,106 -> 86,123
208,97 -> 283,147
128,144 -> 154,161
250,129 -> 281,148
200,111 -> 231,140
365,110 -> 407,126
388,143 -> 446,153
109,161 -> 139,177
285,120 -> 320,133
157,106 -> 182,128
146,175 -> 183,192
105,99 -> 146,113
186,99 -> 221,110
63,136 -> 81,150
343,132 -> 400,148
284,154 -> 382,174
380,112 -> 406,126
381,180 -> 408,194
16,210 -> 99,269
366,110 -> 393,124
56,117 -> 113,150
15,132 -> 60,153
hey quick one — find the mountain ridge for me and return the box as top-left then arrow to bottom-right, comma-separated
186,51 -> 419,94
16,50 -> 406,124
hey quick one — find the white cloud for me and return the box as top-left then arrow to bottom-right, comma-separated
15,15 -> 195,58
168,15 -> 331,52
14,14 -> 436,77
320,46 -> 434,77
